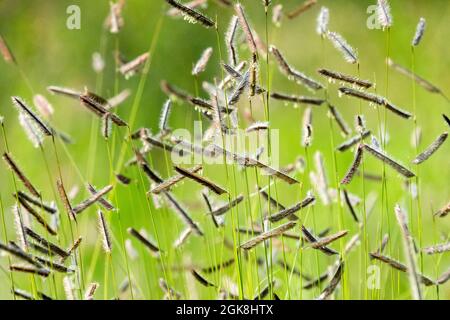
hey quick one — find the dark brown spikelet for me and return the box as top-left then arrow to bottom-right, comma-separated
12,97 -> 53,136
301,226 -> 338,256
166,0 -> 215,28
318,68 -> 373,88
0,34 -> 16,64
412,132 -> 448,164
267,195 -> 315,223
316,260 -> 344,300
0,241 -> 43,268
127,227 -> 160,253
210,194 -> 244,216
3,152 -> 40,198
24,228 -> 68,259
336,130 -> 370,152
191,269 -> 216,287
16,191 -> 57,215
225,16 -> 239,66
201,258 -> 235,274
59,237 -> 83,264
260,189 -> 285,211
341,144 -> 364,184
35,256 -> 75,273
16,196 -> 57,236
270,46 -> 323,90
328,104 -> 351,136
87,184 -> 115,211
165,192 -> 204,236
79,93 -> 127,126
161,80 -> 190,101
271,92 -> 325,105
115,173 -> 132,185
363,144 -> 415,178
338,87 -> 412,119
72,185 -> 113,214
56,179 -> 76,221
228,70 -> 250,105
443,114 -> 450,128
256,162 -> 300,185
307,230 -> 348,249
151,165 -> 202,194
235,4 -> 257,55
98,211 -> 112,254
240,221 -> 297,250
286,0 -> 317,19
135,149 -> 164,184
343,189 -> 359,223
174,166 -> 228,195
369,252 -> 435,287
10,264 -> 50,277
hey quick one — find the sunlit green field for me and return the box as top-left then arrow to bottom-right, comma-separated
0,0 -> 449,300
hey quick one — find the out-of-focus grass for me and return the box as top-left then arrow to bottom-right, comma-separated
0,0 -> 448,299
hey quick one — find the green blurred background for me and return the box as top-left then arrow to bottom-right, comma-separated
0,0 -> 449,299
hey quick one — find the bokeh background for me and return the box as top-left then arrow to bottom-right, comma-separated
0,0 -> 449,300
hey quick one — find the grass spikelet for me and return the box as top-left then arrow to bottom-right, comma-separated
377,0 -> 392,29
318,68 -> 373,88
59,237 -> 82,263
327,104 -> 351,136
316,6 -> 329,36
387,58 -> 447,99
84,283 -> 99,300
192,47 -> 213,76
326,31 -> 358,64
363,143 -> 415,178
0,241 -> 43,268
12,205 -> 27,250
260,189 -> 285,211
174,166 -> 228,195
101,113 -> 112,139
10,264 -> 50,277
246,121 -> 269,133
270,92 -> 325,105
434,201 -> 450,218
173,227 -> 192,248
166,0 -> 214,28
167,0 -> 206,16
72,184 -> 113,214
25,227 -> 69,258
266,196 -> 315,223
270,45 -> 323,90
316,260 -> 344,300
423,242 -> 450,255
394,204 -> 422,299
18,112 -> 44,148
150,165 -> 202,194
80,93 -> 128,126
98,211 -> 112,254
210,194 -> 244,216
118,52 -> 149,79
0,34 -> 15,64
437,269 -> 450,285
107,89 -> 131,109
165,192 -> 204,236
443,114 -> 450,128
63,276 -> 75,300
201,258 -> 235,274
128,227 -> 160,253
228,70 -> 250,105
87,184 -> 115,211
301,226 -> 338,256
343,189 -> 359,222
412,18 -> 426,46
17,196 -> 57,236
339,86 -> 412,119
56,179 -> 76,221
191,269 -> 216,287
411,132 -> 448,164
240,221 -> 297,250
3,152 -> 40,198
336,130 -> 370,152
47,85 -> 81,99
341,144 -> 364,184
287,0 -> 317,20
12,96 -> 52,136
115,173 -> 132,185
307,230 -> 348,249
13,289 -> 34,300
302,107 -> 313,147
225,16 -> 239,66
159,100 -> 172,133
235,4 -> 257,56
